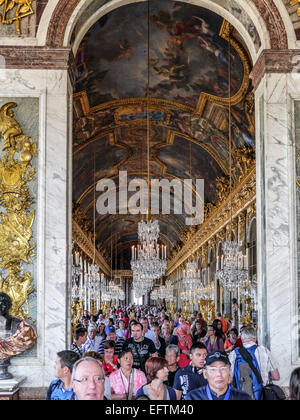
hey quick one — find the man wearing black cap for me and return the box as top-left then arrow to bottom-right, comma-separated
184,351 -> 252,400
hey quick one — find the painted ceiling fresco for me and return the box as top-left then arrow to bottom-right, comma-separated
75,1 -> 244,108
73,0 -> 255,266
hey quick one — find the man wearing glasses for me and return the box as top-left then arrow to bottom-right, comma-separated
184,352 -> 252,400
72,357 -> 106,400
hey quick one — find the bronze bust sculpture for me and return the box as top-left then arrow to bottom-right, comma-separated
0,292 -> 37,380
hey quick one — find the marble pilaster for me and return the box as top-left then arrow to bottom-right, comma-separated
256,72 -> 300,386
0,68 -> 72,387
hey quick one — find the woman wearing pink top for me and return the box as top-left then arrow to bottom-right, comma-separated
110,349 -> 147,400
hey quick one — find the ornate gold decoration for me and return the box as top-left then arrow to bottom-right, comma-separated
238,211 -> 247,240
0,0 -> 35,35
167,166 -> 256,276
73,91 -> 195,116
72,218 -> 111,276
0,102 -> 37,320
244,92 -> 255,139
72,300 -> 83,338
235,147 -> 256,182
196,21 -> 251,115
290,0 -> 300,17
215,175 -> 230,206
240,298 -> 253,326
296,152 -> 300,188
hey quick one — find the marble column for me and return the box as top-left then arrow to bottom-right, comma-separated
0,68 -> 72,388
255,72 -> 300,386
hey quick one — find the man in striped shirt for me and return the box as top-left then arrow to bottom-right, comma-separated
98,325 -> 125,357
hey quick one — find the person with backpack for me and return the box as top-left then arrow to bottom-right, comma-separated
229,326 -> 280,400
185,351 -> 252,400
46,351 -> 80,400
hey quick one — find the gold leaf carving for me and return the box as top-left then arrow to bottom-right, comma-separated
0,102 -> 36,320
0,0 -> 35,35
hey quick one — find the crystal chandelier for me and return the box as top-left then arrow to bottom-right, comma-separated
214,32 -> 248,293
216,241 -> 248,291
150,288 -> 159,301
182,261 -> 202,290
130,1 -> 167,296
131,219 -> 167,285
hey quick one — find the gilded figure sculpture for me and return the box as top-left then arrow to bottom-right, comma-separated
0,102 -> 37,321
0,0 -> 35,35
235,147 -> 255,182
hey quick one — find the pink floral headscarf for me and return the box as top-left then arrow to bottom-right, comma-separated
176,322 -> 193,349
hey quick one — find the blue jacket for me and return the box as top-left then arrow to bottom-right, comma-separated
185,385 -> 252,400
46,379 -> 75,400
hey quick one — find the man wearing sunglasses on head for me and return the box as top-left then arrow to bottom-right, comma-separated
184,351 -> 252,400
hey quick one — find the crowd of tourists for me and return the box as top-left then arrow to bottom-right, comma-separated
46,305 -> 300,401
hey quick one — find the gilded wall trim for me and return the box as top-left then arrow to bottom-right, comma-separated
0,102 -> 37,320
72,220 -> 111,276
196,21 -> 251,116
167,166 -> 256,276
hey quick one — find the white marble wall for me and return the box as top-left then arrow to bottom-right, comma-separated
0,69 -> 72,388
256,72 -> 300,386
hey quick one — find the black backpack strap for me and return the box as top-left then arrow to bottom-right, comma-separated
239,346 -> 263,385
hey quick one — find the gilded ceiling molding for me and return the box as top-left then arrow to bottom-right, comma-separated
166,165 -> 256,276
152,130 -> 229,176
73,130 -> 116,155
72,219 -> 111,276
196,21 -> 251,116
73,92 -> 195,116
95,213 -> 184,240
76,170 -> 200,210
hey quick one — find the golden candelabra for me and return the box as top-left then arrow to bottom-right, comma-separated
72,300 -> 83,339
240,297 -> 253,326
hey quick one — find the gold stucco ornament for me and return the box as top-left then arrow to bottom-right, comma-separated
0,102 -> 37,320
0,0 -> 35,35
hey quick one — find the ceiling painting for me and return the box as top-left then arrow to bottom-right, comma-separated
72,0 -> 255,264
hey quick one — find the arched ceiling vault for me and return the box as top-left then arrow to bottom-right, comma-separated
72,0 -> 256,269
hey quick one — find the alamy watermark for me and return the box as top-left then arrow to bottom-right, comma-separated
96,171 -> 204,226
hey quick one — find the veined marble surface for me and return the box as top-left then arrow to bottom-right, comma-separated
0,69 -> 72,387
256,72 -> 300,386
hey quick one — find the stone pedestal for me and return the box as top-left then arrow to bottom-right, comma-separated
0,358 -> 13,380
0,376 -> 26,400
